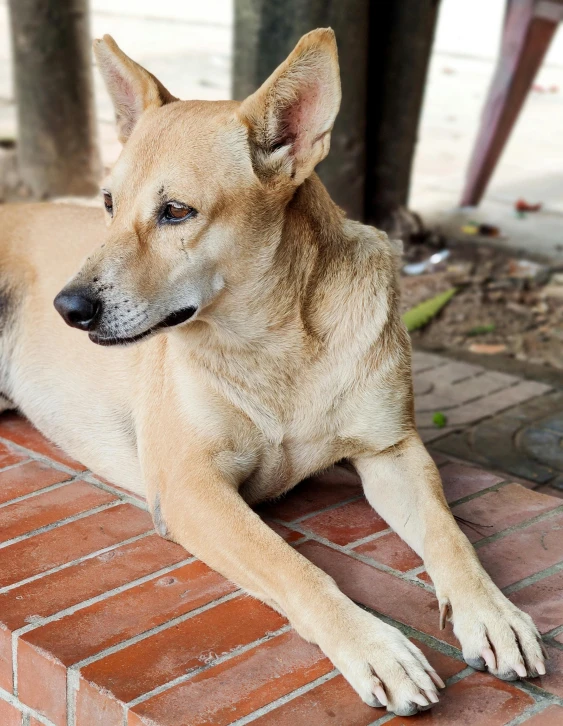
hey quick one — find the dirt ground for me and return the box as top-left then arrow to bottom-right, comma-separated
401,239 -> 563,372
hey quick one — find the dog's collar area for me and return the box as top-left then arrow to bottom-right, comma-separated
89,305 -> 197,346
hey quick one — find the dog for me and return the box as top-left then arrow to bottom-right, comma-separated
0,29 -> 545,716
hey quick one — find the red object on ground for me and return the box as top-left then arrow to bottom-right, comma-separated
515,199 -> 543,212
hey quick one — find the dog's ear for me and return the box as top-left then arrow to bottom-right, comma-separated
237,28 -> 341,186
93,35 -> 177,144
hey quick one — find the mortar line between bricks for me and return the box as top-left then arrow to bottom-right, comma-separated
440,452 -> 557,493
411,361 -> 450,375
268,518 -> 436,593
369,713 -> 394,725
73,588 -> 243,673
0,433 -> 147,510
415,373 -> 523,413
473,504 -> 563,550
0,473 -> 83,509
0,458 -> 33,475
403,563 -> 426,577
503,561 -> 563,596
230,670 -> 340,725
344,527 -> 393,550
0,684 -> 56,726
11,555 -> 197,697
544,624 -> 563,640
418,367 -> 487,388
124,620 -> 292,710
505,700 -> 561,726
447,478 -> 514,507
81,471 -> 148,510
0,530 -> 153,594
0,435 -> 83,477
0,500 -> 122,550
13,555 -> 196,638
326,543 -> 435,592
422,384 -> 554,435
287,494 -> 364,524
510,678 -> 563,707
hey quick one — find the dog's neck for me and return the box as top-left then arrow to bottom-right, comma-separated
171,173 -> 398,376
165,174 -> 401,428
204,174 -> 347,346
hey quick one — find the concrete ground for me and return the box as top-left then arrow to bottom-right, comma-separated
412,0 -> 563,262
1,0 -> 563,258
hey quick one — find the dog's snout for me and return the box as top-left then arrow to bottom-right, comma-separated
54,289 -> 101,331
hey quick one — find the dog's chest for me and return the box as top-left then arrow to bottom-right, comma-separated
237,365 -> 362,497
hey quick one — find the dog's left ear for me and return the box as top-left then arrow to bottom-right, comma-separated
93,35 -> 177,144
237,28 -> 341,186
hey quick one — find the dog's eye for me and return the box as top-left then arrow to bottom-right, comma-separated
103,192 -> 113,216
163,202 -> 197,223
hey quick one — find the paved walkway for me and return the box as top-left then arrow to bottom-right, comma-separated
413,351 -> 563,498
0,353 -> 561,725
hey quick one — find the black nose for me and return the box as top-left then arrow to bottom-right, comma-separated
53,290 -> 101,331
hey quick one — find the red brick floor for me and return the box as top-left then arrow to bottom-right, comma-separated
0,416 -> 561,725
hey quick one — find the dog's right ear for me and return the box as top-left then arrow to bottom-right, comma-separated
93,35 -> 177,144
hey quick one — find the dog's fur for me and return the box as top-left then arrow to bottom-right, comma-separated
0,30 -> 545,716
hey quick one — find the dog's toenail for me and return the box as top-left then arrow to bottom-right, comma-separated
466,656 -> 486,671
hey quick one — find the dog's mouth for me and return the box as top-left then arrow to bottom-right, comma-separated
89,306 -> 198,346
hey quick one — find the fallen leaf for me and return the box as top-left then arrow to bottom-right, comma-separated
432,412 -> 448,428
403,288 -> 457,332
469,343 -> 507,355
467,324 -> 495,336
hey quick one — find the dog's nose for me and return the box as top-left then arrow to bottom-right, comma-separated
53,290 -> 101,331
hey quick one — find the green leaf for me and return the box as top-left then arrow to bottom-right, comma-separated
403,288 -> 457,332
432,412 -> 448,428
467,323 -> 495,336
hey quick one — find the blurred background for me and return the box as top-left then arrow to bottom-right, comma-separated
0,0 -> 562,370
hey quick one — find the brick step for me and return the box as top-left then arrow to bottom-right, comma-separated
0,415 -> 562,725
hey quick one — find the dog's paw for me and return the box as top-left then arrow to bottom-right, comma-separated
448,590 -> 546,681
327,609 -> 444,716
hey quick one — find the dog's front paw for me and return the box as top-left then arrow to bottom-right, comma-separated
326,608 -> 444,717
448,589 -> 546,681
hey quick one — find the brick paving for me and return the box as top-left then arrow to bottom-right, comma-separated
0,403 -> 561,725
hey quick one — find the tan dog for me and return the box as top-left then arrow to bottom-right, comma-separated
0,29 -> 545,716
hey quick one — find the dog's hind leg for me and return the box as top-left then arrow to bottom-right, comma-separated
353,434 -> 546,683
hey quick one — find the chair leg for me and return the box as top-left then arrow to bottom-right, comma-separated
460,0 -> 560,206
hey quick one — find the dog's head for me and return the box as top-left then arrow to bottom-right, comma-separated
54,30 -> 341,345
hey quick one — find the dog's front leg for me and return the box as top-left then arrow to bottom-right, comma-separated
144,445 -> 442,716
353,433 -> 546,682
